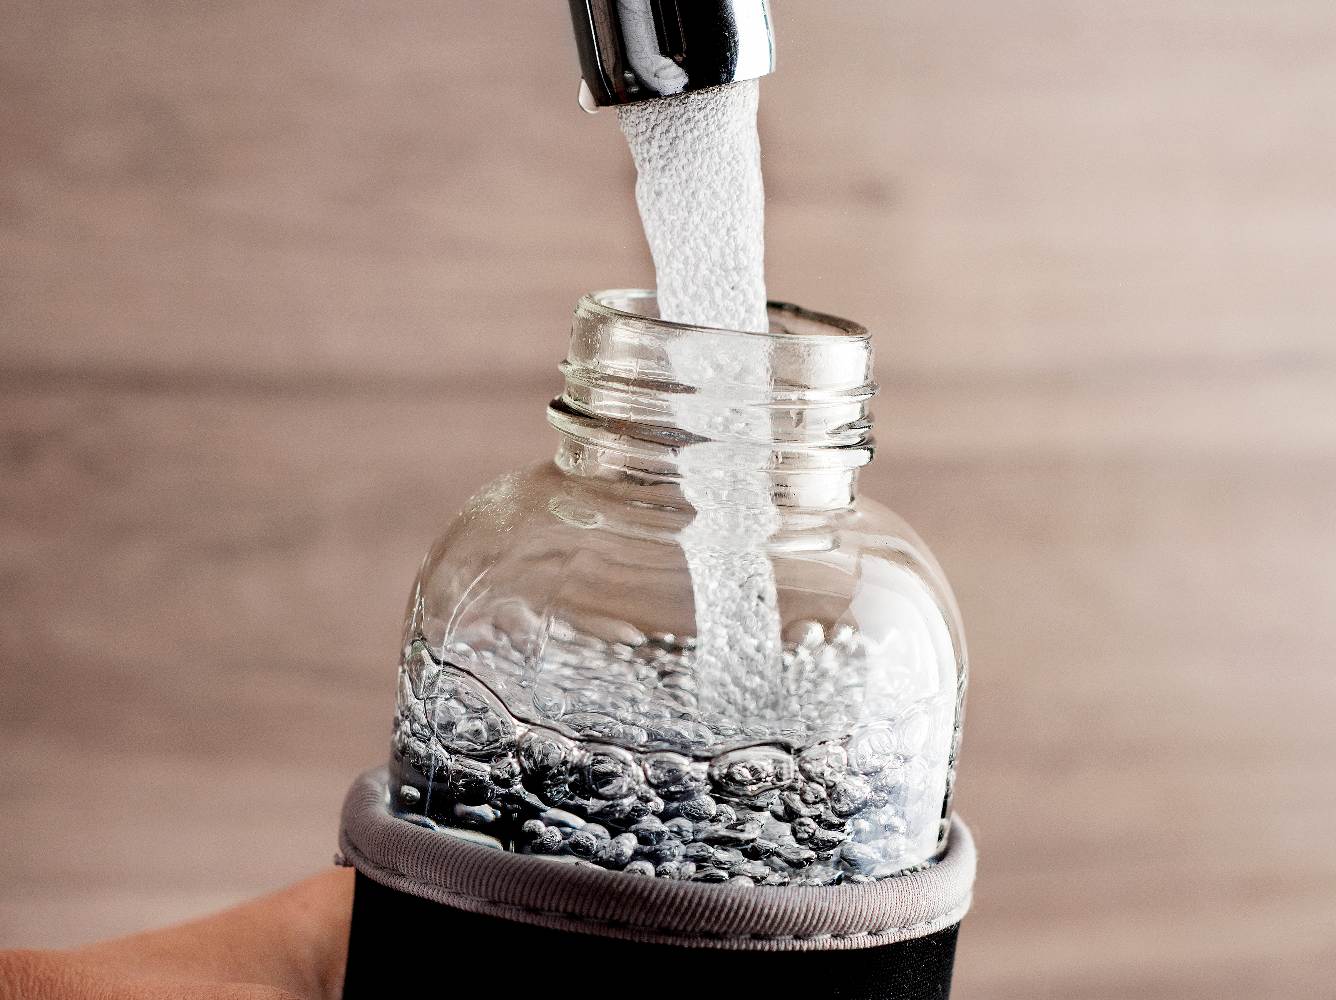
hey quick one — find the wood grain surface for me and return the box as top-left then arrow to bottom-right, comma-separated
3,3 -> 1335,998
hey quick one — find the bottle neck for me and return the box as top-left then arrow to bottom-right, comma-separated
547,291 -> 875,512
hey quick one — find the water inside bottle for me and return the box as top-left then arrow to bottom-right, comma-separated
390,620 -> 956,886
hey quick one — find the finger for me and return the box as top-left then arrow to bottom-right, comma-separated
0,949 -> 302,1000
71,869 -> 354,1000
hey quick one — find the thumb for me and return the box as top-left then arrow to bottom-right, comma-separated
70,869 -> 354,1000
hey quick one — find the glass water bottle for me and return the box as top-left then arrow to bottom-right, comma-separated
386,290 -> 966,886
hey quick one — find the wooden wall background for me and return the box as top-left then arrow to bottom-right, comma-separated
3,3 -> 1334,997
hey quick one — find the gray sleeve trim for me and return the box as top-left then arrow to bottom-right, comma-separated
339,768 -> 976,952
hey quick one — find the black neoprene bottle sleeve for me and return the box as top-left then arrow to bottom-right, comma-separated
343,871 -> 960,999
338,769 -> 974,999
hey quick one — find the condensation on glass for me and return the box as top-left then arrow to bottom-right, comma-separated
388,291 -> 967,886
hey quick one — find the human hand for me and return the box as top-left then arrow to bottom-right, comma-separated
0,869 -> 353,1000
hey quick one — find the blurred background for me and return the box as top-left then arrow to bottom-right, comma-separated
3,2 -> 1335,997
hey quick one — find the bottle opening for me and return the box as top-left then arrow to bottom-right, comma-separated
549,290 -> 877,499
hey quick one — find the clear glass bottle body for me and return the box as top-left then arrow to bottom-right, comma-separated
388,292 -> 966,886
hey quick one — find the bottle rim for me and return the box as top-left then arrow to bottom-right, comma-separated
580,289 -> 871,344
